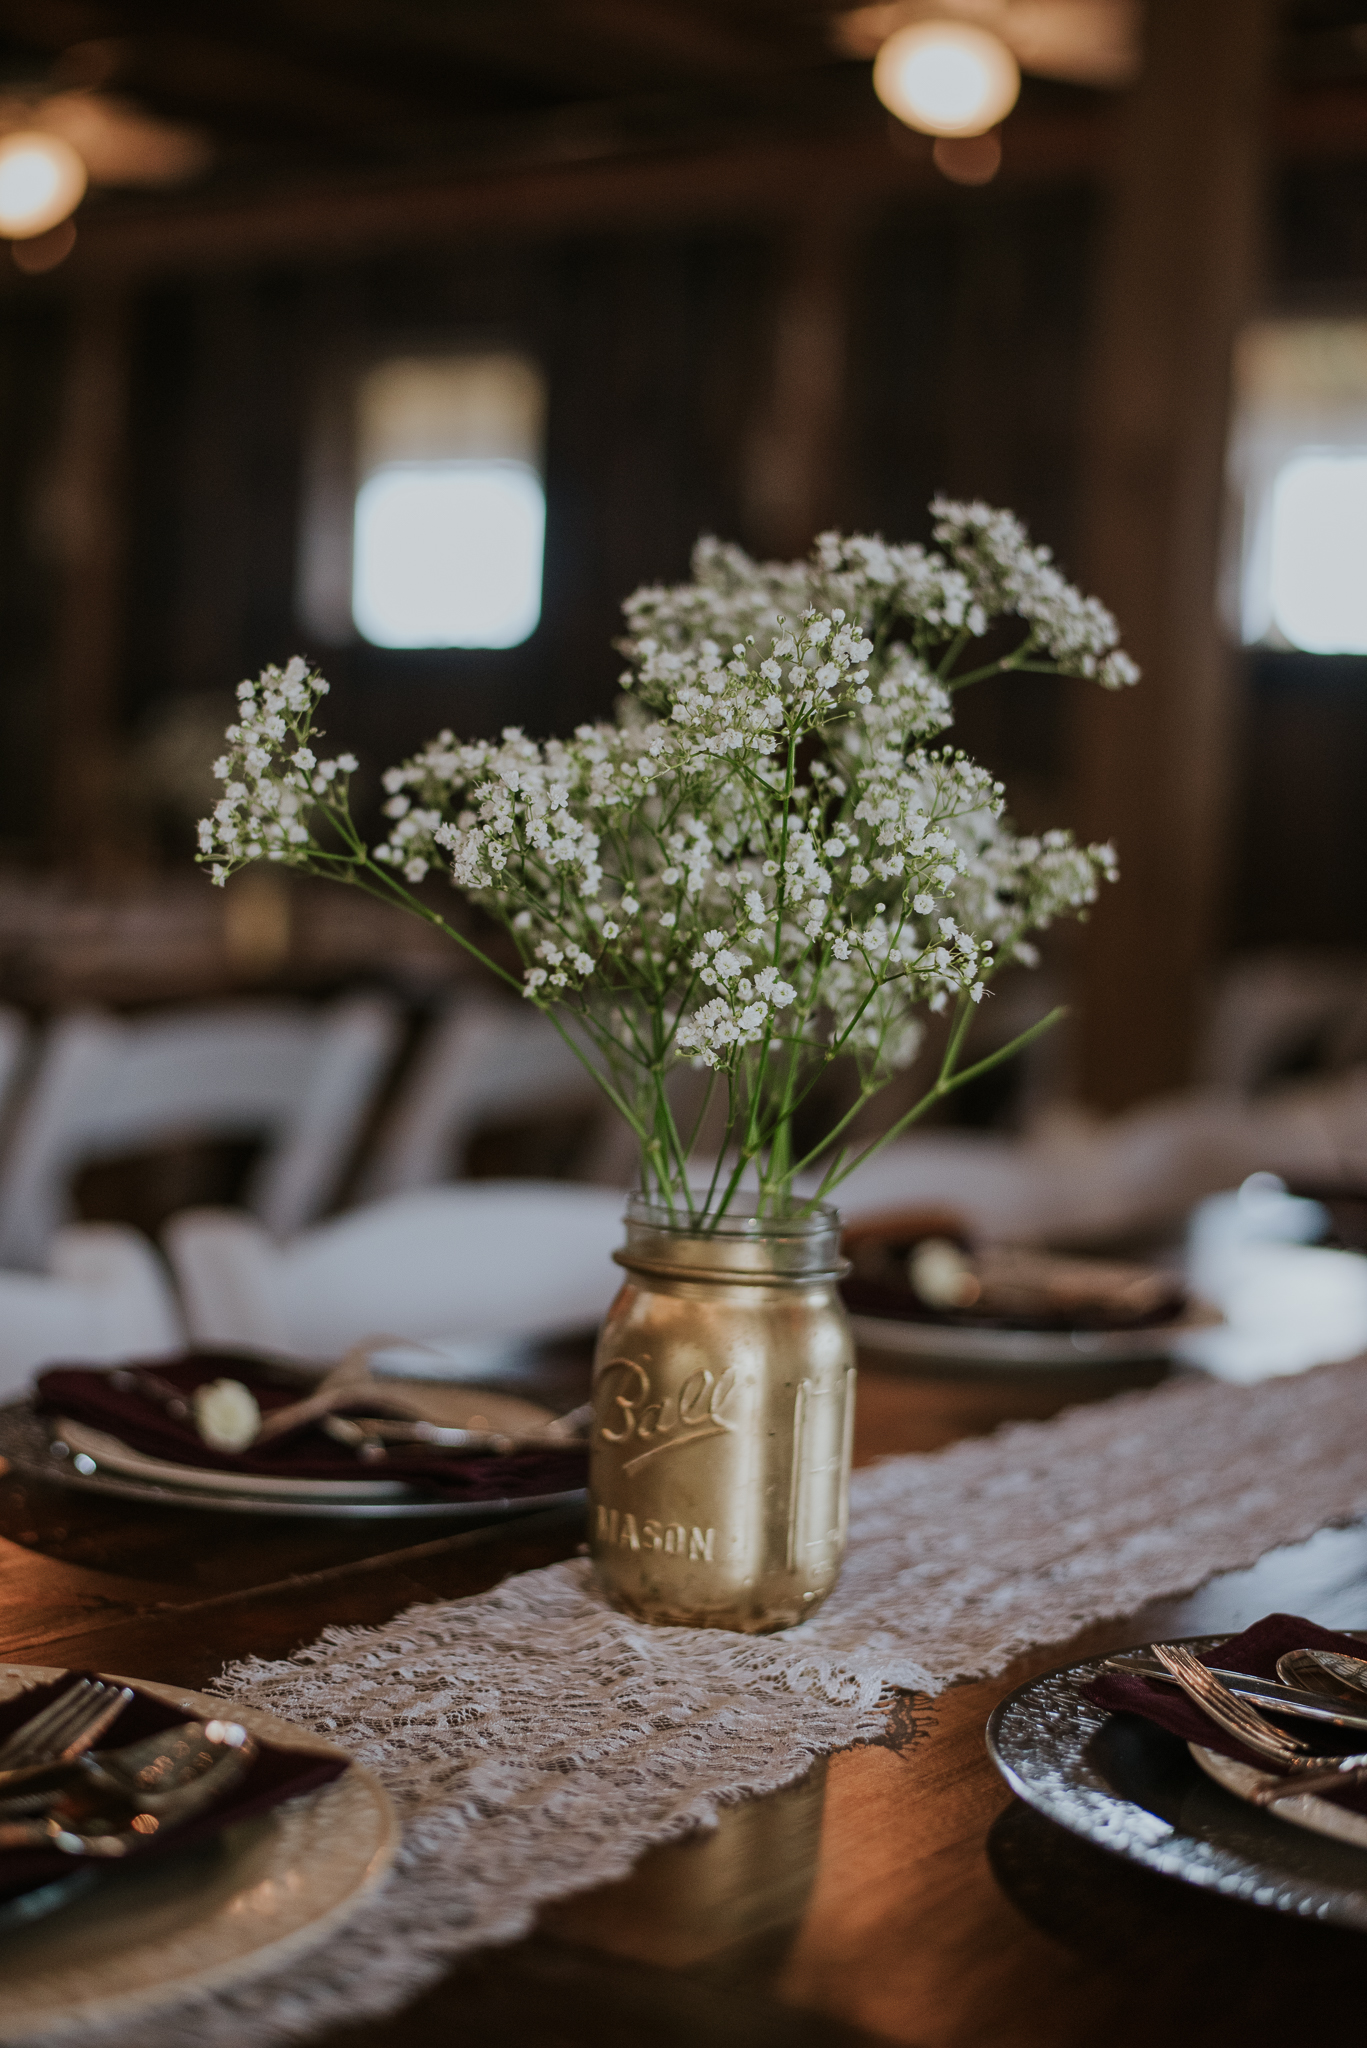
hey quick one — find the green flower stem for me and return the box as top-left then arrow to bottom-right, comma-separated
786,1074 -> 880,1186
270,804 -> 658,1152
311,849 -> 523,996
708,725 -> 801,1222
680,1069 -> 718,1165
807,1005 -> 1067,1208
944,630 -> 1043,694
650,1028 -> 694,1205
541,1005 -> 650,1142
699,1087 -> 736,1217
203,513 -> 1131,1227
937,992 -> 977,1086
935,628 -> 970,681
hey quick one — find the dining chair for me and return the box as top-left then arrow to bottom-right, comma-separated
820,1093 -> 1243,1247
356,993 -> 613,1199
0,994 -> 402,1271
0,1004 -> 28,1128
163,1180 -> 627,1361
824,1057 -> 1367,1251
1196,951 -> 1367,1094
0,1221 -> 185,1399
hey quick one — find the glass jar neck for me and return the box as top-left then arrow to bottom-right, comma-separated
618,1194 -> 845,1285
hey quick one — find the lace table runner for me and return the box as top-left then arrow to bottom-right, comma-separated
37,1356 -> 1367,2047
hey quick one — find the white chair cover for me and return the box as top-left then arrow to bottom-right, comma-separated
0,1004 -> 27,1133
821,1064 -> 1367,1246
164,1181 -> 627,1361
0,995 -> 401,1270
358,994 -> 609,1199
1196,950 -> 1367,1093
0,1222 -> 184,1400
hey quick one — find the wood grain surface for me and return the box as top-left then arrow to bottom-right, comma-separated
2,1350 -> 1363,2045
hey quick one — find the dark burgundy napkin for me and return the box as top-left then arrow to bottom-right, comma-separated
838,1259 -> 1185,1331
1084,1612 -> 1367,1815
0,1671 -> 347,1908
36,1353 -> 587,1502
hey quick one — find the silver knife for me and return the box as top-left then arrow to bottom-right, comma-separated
1098,1656 -> 1367,1734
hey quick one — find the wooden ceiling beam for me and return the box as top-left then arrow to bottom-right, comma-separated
544,0 -> 808,81
5,113 -> 1103,286
1276,78 -> 1367,157
0,0 -> 106,54
107,32 -> 848,157
0,1 -> 846,147
0,77 -> 1362,292
94,0 -> 711,105
107,34 -> 474,152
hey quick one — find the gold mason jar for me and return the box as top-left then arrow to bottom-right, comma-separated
589,1195 -> 856,1633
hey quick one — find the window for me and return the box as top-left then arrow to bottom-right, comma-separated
1264,453 -> 1367,655
298,351 -> 547,651
353,459 -> 545,649
1227,321 -> 1367,654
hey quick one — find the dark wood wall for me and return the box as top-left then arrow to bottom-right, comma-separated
0,294 -> 65,854
3,184 -> 1098,861
1231,154 -> 1367,953
0,151 -> 1363,955
853,183 -> 1098,836
122,231 -> 773,767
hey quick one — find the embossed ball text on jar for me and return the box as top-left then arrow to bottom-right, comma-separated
589,1196 -> 855,1632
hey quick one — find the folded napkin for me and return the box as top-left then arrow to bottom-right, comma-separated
36,1354 -> 587,1502
1084,1612 -> 1367,1815
840,1221 -> 1187,1332
0,1672 -> 346,1908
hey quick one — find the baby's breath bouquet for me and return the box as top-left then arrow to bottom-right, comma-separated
200,500 -> 1134,1222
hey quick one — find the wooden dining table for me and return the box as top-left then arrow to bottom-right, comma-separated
1,1343 -> 1363,2047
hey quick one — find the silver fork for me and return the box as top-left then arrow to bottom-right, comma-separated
1153,1643 -> 1367,1806
0,1679 -> 135,1786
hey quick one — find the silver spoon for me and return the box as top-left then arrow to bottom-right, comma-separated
1275,1647 -> 1367,1703
322,1406 -> 592,1461
0,1718 -> 256,1855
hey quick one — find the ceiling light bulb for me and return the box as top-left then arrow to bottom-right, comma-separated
0,131 -> 87,239
873,21 -> 1021,138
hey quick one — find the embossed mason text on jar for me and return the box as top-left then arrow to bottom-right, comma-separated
589,1196 -> 855,1632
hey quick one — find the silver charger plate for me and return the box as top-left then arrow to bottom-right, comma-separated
0,1664 -> 398,2041
0,1400 -> 586,1522
53,1417 -> 417,1504
46,1376 -> 563,1504
850,1299 -> 1218,1371
986,1636 -> 1367,1931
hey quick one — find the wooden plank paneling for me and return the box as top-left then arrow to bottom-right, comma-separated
11,120 -> 1106,285
742,203 -> 856,558
46,285 -> 134,872
1073,0 -> 1275,1109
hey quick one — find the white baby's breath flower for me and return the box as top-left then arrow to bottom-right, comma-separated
200,505 -> 1129,1213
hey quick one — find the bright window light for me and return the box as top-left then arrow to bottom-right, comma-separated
315,351 -> 549,651
353,461 -> 545,649
1266,453 -> 1367,655
1227,321 -> 1367,650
